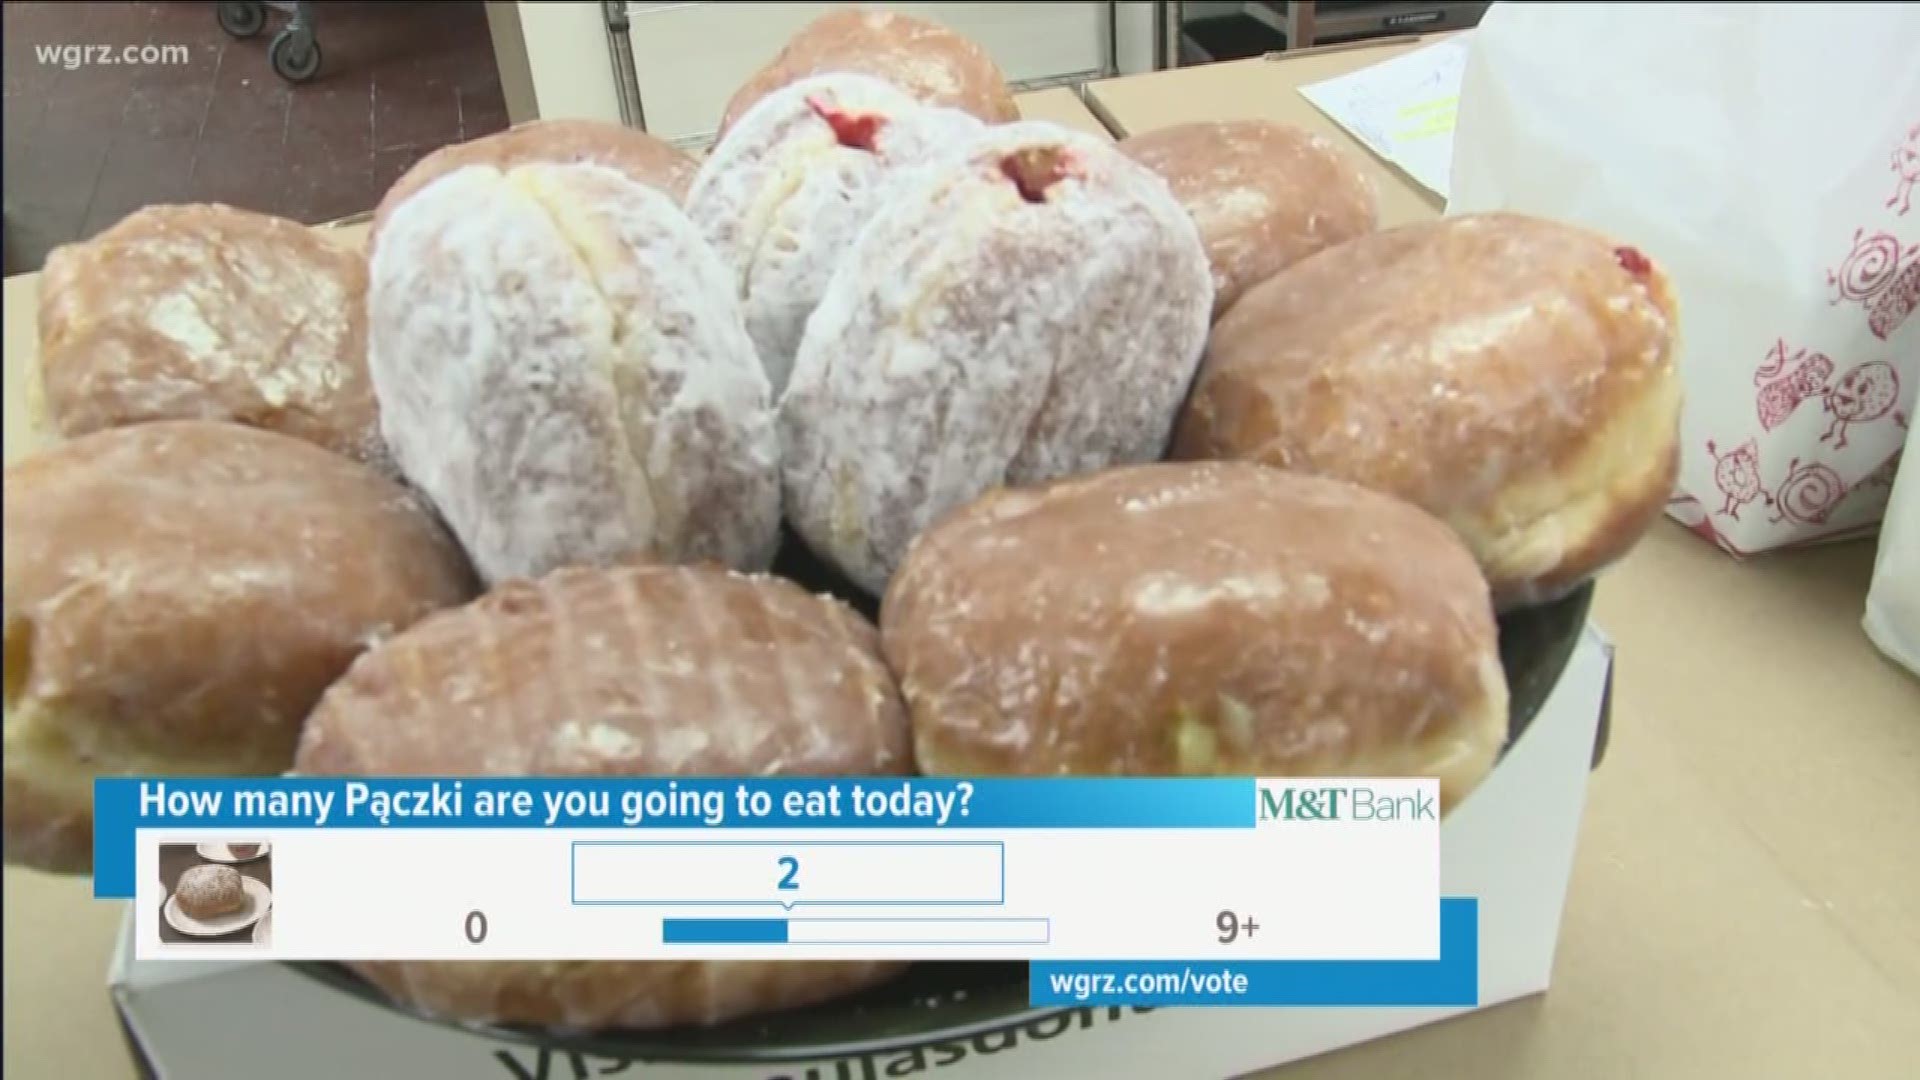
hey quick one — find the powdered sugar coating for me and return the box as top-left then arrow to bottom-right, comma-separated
369,162 -> 780,586
688,73 -> 984,394
780,121 -> 1214,595
370,118 -> 698,252
176,863 -> 244,917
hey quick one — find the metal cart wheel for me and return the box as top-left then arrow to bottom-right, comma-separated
268,26 -> 322,82
216,1 -> 266,39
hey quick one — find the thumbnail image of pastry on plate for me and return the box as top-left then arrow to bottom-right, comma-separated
159,843 -> 273,945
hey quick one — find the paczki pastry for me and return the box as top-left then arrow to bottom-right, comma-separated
296,564 -> 912,1030
176,864 -> 245,919
780,121 -> 1214,595
1119,120 -> 1378,318
882,461 -> 1509,812
717,7 -> 1017,139
370,118 -> 698,249
2,421 -> 476,874
38,204 -> 385,468
1174,212 -> 1681,609
687,72 -> 983,394
368,161 -> 781,586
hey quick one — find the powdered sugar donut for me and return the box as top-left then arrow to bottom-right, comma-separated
370,118 -> 698,253
369,162 -> 780,585
780,121 -> 1214,595
688,73 -> 983,394
175,863 -> 245,919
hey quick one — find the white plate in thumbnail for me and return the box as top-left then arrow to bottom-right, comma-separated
196,842 -> 271,863
165,877 -> 272,938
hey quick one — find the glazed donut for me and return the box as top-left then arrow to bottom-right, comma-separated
2,421 -> 476,874
883,461 -> 1509,812
297,564 -> 913,1031
38,204 -> 385,469
717,7 -> 1017,139
1119,120 -> 1378,319
1175,212 -> 1681,608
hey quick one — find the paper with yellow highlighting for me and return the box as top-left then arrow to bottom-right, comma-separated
1298,36 -> 1469,200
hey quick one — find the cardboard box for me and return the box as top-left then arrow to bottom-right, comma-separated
104,629 -> 1610,1080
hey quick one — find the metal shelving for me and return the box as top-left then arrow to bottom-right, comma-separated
1168,1 -> 1488,66
602,2 -> 1128,147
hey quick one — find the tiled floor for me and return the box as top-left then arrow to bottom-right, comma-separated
2,1 -> 509,274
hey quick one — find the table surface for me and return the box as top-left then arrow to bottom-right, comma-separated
6,47 -> 1920,1080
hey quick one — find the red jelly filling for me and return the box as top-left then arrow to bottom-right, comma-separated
807,96 -> 885,151
1614,245 -> 1653,279
1000,147 -> 1073,204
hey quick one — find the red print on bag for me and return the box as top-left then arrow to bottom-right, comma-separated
1890,123 -> 1919,215
1820,361 -> 1902,448
1868,261 -> 1920,339
1706,439 -> 1770,519
1752,341 -> 1903,446
1754,339 -> 1835,430
1769,458 -> 1849,526
1828,229 -> 1919,340
1858,452 -> 1903,491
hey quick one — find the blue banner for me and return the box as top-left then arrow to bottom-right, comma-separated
93,776 -> 1258,898
1028,899 -> 1479,1007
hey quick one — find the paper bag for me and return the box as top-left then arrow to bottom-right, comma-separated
1448,2 -> 1920,556
1865,417 -> 1919,676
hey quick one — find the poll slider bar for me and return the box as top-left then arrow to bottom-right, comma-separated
660,917 -> 1051,945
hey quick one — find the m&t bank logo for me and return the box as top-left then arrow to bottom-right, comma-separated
1259,785 -> 1436,822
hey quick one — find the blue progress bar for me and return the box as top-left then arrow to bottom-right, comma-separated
663,918 -> 789,944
